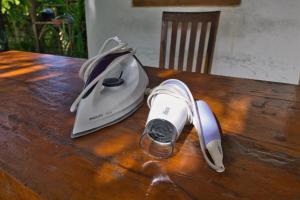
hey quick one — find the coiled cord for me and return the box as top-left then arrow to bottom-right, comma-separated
70,36 -> 133,112
79,36 -> 130,82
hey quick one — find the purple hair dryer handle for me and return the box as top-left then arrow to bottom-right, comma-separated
196,100 -> 224,172
196,100 -> 221,145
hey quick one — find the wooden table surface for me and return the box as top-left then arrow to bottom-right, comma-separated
0,51 -> 299,200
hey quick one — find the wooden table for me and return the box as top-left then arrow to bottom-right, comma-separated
0,51 -> 299,200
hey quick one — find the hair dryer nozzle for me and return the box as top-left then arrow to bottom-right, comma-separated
140,119 -> 177,158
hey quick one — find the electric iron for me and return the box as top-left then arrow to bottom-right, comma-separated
140,79 -> 225,173
70,36 -> 149,138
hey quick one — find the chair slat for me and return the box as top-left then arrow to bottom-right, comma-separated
169,21 -> 178,69
178,22 -> 188,71
159,20 -> 168,68
159,11 -> 220,73
186,22 -> 198,72
206,17 -> 220,73
196,22 -> 207,73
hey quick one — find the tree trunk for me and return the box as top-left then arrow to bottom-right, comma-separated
28,0 -> 40,51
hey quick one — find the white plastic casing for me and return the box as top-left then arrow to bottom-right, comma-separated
147,94 -> 188,138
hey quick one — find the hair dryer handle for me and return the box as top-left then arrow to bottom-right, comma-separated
196,100 -> 225,172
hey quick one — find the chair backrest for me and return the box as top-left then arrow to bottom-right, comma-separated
159,11 -> 220,73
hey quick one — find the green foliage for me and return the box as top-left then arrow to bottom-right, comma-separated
66,0 -> 87,57
2,0 -> 22,14
2,0 -> 34,51
2,0 -> 87,58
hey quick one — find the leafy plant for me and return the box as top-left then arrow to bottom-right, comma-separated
0,0 -> 8,51
2,0 -> 34,51
1,0 -> 87,58
2,0 -> 22,14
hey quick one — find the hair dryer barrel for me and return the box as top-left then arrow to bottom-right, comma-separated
140,92 -> 189,158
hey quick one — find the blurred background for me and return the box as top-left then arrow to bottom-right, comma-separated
0,0 -> 87,58
0,0 -> 299,84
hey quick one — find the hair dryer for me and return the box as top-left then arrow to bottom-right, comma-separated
140,79 -> 225,173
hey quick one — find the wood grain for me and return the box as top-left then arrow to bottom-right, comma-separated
133,0 -> 241,7
0,51 -> 300,200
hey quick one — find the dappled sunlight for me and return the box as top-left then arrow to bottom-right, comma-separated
199,96 -> 226,116
0,51 -> 82,81
0,55 -> 40,63
158,70 -> 181,78
26,72 -> 63,82
93,149 -> 143,186
221,97 -> 251,134
93,133 -> 136,157
94,162 -> 127,185
196,95 -> 251,135
0,65 -> 47,78
0,65 -> 17,70
164,132 -> 204,174
0,62 -> 39,70
93,145 -> 141,186
114,153 -> 139,169
90,80 -> 253,192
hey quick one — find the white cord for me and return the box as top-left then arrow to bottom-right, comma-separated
79,36 -> 130,82
148,85 -> 194,123
70,36 -> 134,112
147,79 -> 223,172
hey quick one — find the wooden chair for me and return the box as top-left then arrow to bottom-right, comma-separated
159,11 -> 220,73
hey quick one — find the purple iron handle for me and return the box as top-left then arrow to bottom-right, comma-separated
196,100 -> 224,172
